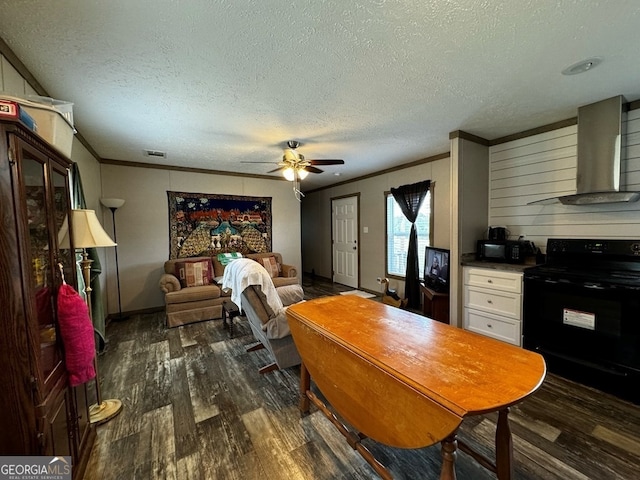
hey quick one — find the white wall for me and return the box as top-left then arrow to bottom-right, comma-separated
489,107 -> 640,251
1,55 -> 25,94
302,156 -> 451,297
450,136 -> 489,327
100,164 -> 301,314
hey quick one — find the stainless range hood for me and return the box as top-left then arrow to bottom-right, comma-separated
530,95 -> 639,205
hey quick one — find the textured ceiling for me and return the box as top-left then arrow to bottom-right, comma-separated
1,0 -> 640,191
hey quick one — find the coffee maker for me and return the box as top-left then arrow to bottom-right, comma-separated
487,226 -> 508,240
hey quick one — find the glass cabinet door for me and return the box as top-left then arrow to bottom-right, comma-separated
50,163 -> 89,452
20,145 -> 65,395
51,165 -> 75,288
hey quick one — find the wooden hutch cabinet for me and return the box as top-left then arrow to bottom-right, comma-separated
0,119 -> 95,478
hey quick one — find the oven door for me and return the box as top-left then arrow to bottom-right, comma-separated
523,273 -> 640,380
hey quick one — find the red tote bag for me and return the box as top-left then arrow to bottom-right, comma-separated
56,283 -> 96,386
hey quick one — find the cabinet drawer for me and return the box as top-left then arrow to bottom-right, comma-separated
464,267 -> 522,294
465,286 -> 522,319
464,308 -> 521,346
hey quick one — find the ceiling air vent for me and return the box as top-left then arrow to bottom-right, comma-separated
143,149 -> 166,158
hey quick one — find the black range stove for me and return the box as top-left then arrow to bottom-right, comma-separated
523,238 -> 640,404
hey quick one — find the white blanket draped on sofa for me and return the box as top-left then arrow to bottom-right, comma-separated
221,258 -> 284,315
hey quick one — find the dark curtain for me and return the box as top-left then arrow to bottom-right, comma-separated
70,163 -> 106,352
390,179 -> 431,309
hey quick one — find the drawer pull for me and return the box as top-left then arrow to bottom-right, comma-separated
487,299 -> 493,304
487,323 -> 493,328
487,279 -> 493,283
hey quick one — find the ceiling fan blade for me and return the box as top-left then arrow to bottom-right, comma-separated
240,161 -> 279,164
267,166 -> 285,173
308,159 -> 345,165
304,166 -> 324,174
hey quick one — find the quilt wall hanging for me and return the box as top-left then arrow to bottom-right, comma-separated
168,191 -> 272,259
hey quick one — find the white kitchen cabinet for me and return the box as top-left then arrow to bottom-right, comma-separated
463,267 -> 523,346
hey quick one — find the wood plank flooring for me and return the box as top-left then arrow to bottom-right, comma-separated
84,276 -> 640,479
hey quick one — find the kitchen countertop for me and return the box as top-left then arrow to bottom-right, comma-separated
460,253 -> 540,273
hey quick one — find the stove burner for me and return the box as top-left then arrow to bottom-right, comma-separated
526,238 -> 640,287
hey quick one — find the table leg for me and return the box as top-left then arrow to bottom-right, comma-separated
222,301 -> 238,338
495,408 -> 513,480
299,362 -> 310,413
439,433 -> 458,480
222,304 -> 228,330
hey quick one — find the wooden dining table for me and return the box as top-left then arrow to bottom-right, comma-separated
286,295 -> 546,480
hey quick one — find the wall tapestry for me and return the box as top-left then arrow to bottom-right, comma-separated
167,191 -> 272,259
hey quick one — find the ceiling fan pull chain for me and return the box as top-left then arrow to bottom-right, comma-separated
293,169 -> 305,202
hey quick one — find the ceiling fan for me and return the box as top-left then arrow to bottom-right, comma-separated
245,140 -> 344,179
267,140 -> 345,180
244,140 -> 344,201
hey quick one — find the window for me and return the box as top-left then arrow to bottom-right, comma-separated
385,190 -> 432,278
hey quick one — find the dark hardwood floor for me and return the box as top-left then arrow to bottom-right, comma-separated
84,276 -> 640,479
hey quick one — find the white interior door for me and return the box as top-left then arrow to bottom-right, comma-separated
332,196 -> 358,288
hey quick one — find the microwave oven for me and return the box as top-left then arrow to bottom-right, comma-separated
476,239 -> 524,263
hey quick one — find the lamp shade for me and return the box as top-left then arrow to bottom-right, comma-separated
298,168 -> 309,180
100,198 -> 125,209
59,209 -> 117,249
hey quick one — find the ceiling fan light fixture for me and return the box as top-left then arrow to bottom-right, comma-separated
283,167 -> 295,181
298,168 -> 309,180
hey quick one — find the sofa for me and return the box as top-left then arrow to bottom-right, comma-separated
159,252 -> 298,328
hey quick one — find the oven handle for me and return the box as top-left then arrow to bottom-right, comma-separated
524,275 -> 559,284
525,275 -> 621,291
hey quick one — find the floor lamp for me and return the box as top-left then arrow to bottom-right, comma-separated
100,198 -> 126,321
66,209 -> 124,425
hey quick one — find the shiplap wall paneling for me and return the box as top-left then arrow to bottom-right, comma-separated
624,109 -> 640,190
488,108 -> 640,252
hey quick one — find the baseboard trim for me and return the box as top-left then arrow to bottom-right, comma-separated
106,306 -> 164,322
303,272 -> 381,297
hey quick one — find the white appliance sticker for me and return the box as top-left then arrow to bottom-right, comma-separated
563,308 -> 595,330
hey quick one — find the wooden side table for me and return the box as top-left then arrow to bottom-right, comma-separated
420,283 -> 450,324
222,299 -> 241,337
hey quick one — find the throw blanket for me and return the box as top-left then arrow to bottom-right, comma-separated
217,252 -> 243,266
222,258 -> 283,315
